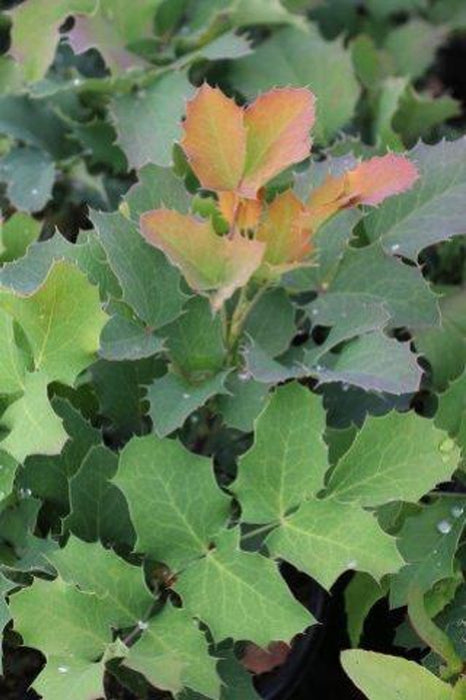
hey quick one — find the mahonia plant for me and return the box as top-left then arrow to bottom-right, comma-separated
0,82 -> 464,700
140,84 -> 418,326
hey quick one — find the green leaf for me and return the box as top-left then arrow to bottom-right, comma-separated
175,528 -> 312,646
0,371 -> 67,462
266,498 -> 402,590
329,243 -> 440,329
218,373 -> 271,433
0,572 -> 14,633
8,0 -> 97,83
390,498 -> 466,608
49,537 -> 153,628
99,314 -> 164,361
243,288 -> 296,358
148,370 -> 230,438
0,231 -> 119,299
92,210 -> 185,329
416,289 -> 466,391
20,398 -> 100,512
114,434 -> 230,570
0,95 -> 73,158
230,26 -> 360,144
384,19 -> 447,80
435,585 -> 466,661
91,357 -> 160,437
67,0 -> 161,74
0,146 -> 55,213
111,72 -> 194,168
33,656 -> 105,700
436,369 -> 466,454
164,297 -> 226,377
65,445 -> 136,548
0,307 -> 28,395
341,650 -> 454,700
234,383 -> 327,523
392,87 -> 460,148
364,139 -> 466,260
0,261 -> 108,385
10,577 -> 113,660
0,212 -> 41,263
126,604 -> 220,699
327,412 -> 459,506
124,164 -> 191,220
345,573 -> 388,647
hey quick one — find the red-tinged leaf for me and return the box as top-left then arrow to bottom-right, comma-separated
217,191 -> 263,231
345,153 -> 419,205
181,83 -> 246,192
256,190 -> 311,266
305,154 -> 419,231
140,209 -> 264,309
242,641 -> 291,674
240,88 -> 315,198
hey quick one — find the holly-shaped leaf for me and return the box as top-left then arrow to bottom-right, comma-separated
140,208 -> 264,309
233,383 -> 328,523
114,435 -> 231,570
181,83 -> 315,198
0,261 -> 108,385
174,528 -> 312,647
326,412 -> 460,506
0,371 -> 67,462
33,656 -> 105,700
390,498 -> 466,608
48,537 -> 153,629
10,577 -> 114,660
125,604 -> 220,699
364,139 -> 466,259
266,498 -> 402,590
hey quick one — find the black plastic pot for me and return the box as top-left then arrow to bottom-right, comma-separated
254,563 -> 327,700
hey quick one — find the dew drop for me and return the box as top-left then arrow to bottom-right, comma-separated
182,393 -> 190,399
31,188 -> 38,196
311,308 -> 319,316
57,666 -> 69,674
0,491 -> 5,500
238,370 -> 251,381
436,520 -> 452,535
347,560 -> 357,569
72,78 -> 82,86
137,620 -> 148,630
390,244 -> 400,252
451,505 -> 464,519
342,383 -> 350,392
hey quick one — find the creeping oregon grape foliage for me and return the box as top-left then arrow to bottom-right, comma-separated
0,2 -> 465,700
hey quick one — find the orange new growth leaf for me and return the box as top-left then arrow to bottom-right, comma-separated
217,191 -> 263,230
306,153 -> 419,232
140,208 -> 264,309
181,83 -> 246,192
181,84 -> 315,199
240,88 -> 315,198
257,190 -> 311,266
344,153 -> 419,206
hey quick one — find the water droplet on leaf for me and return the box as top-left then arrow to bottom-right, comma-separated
436,520 -> 452,535
57,666 -> 69,674
451,505 -> 464,519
